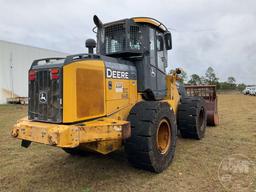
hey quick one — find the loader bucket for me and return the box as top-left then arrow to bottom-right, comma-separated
185,85 -> 219,126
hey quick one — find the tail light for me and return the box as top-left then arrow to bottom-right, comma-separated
51,68 -> 59,80
29,70 -> 36,81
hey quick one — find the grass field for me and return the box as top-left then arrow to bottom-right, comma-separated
0,93 -> 255,192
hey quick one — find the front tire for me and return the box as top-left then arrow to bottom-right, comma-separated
125,101 -> 177,173
178,97 -> 207,139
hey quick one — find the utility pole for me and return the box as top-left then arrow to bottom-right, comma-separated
10,52 -> 14,99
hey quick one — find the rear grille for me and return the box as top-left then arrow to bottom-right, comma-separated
28,69 -> 62,123
76,68 -> 104,118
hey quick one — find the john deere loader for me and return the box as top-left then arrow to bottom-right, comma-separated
12,16 -> 207,173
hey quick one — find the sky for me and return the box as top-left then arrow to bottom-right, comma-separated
0,0 -> 255,84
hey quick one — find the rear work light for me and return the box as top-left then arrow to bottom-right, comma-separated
29,70 -> 36,81
51,68 -> 59,80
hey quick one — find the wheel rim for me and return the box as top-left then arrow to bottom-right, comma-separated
198,107 -> 205,131
156,119 -> 171,154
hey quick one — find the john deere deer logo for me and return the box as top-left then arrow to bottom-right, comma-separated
39,91 -> 47,104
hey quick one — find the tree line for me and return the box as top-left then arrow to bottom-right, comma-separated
170,67 -> 246,91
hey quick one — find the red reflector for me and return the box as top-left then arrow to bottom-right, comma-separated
29,70 -> 36,81
29,76 -> 36,81
29,70 -> 36,76
51,68 -> 59,74
51,74 -> 59,80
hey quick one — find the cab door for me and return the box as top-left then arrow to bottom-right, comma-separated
147,28 -> 167,100
156,32 -> 167,99
148,28 -> 157,95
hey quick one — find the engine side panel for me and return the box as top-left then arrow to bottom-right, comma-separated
104,61 -> 138,119
63,60 -> 106,123
63,58 -> 138,123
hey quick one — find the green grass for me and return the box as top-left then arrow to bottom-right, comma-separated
0,94 -> 255,192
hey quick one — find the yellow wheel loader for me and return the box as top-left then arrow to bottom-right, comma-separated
11,16 -> 207,173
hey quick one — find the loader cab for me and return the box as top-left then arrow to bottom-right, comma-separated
94,16 -> 172,100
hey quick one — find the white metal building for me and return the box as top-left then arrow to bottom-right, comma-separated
0,40 -> 67,104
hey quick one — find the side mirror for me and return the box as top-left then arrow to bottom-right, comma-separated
164,32 -> 172,50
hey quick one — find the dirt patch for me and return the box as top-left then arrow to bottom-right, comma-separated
0,93 -> 255,192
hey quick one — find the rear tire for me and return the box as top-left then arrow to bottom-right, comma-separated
177,97 -> 207,139
125,101 -> 177,173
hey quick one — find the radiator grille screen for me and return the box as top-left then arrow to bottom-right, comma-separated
28,69 -> 62,123
76,68 -> 104,118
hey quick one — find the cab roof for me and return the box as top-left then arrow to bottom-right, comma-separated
102,17 -> 168,33
132,17 -> 168,32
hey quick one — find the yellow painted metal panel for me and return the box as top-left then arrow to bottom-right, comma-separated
164,75 -> 180,113
106,79 -> 129,115
63,60 -> 106,123
129,80 -> 138,104
106,79 -> 130,100
12,117 -> 130,151
105,79 -> 138,118
76,68 -> 104,118
83,140 -> 122,155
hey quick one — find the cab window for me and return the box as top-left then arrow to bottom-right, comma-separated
156,32 -> 165,71
149,28 -> 156,66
